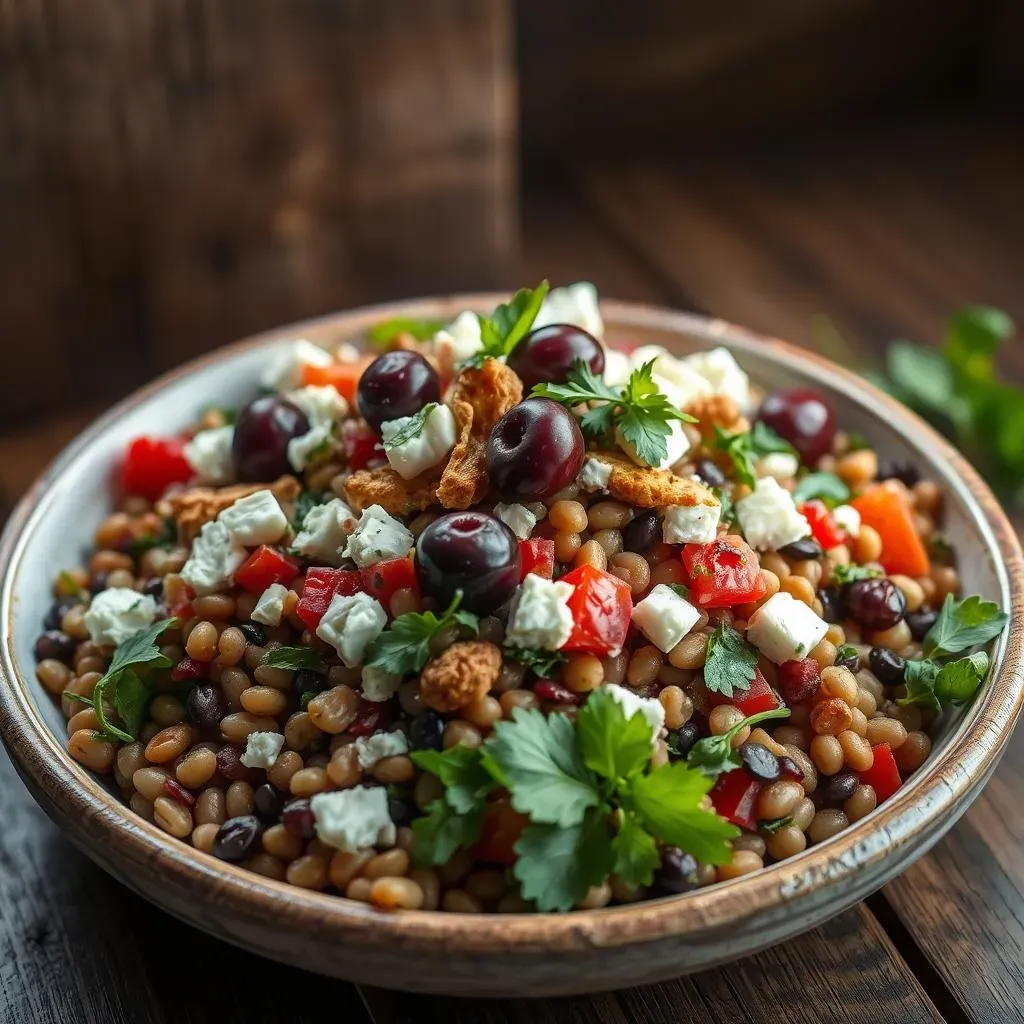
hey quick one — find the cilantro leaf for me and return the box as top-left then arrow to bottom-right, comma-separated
263,646 -> 326,673
897,659 -> 942,712
713,423 -> 795,488
107,618 -> 177,680
468,282 -> 549,367
923,593 -> 1009,659
629,762 -> 739,865
112,670 -> 151,739
934,651 -> 990,706
368,316 -> 443,347
831,563 -> 882,585
611,813 -> 661,889
381,403 -> 437,450
577,687 -> 653,782
411,800 -> 484,867
703,623 -> 758,698
486,708 -> 600,828
410,745 -> 496,815
502,646 -> 568,679
686,707 -> 790,778
365,592 -> 479,675
793,471 -> 851,507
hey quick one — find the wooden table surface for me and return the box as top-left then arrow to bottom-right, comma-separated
2,114 -> 1023,1024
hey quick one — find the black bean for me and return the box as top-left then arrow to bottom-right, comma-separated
621,510 -> 660,554
293,668 -> 325,699
779,537 -> 824,561
44,597 -> 78,632
142,577 -> 165,599
281,798 -> 315,839
694,459 -> 726,489
821,770 -> 858,805
212,816 -> 263,862
669,721 -> 702,760
33,630 -> 75,664
653,847 -> 701,895
388,797 -> 415,828
253,783 -> 283,822
906,606 -> 937,642
187,685 -> 227,731
846,578 -> 906,631
868,647 -> 906,686
818,586 -> 846,624
240,623 -> 267,646
777,755 -> 805,782
409,710 -> 445,751
215,744 -> 252,782
738,742 -> 780,782
877,459 -> 921,488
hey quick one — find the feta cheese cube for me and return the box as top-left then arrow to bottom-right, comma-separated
684,347 -> 751,413
756,452 -> 800,482
603,683 -> 665,743
630,345 -> 714,410
433,310 -> 483,373
240,731 -> 284,770
83,588 -> 158,647
616,417 -> 691,470
493,502 -> 537,541
251,583 -> 290,626
352,730 -> 409,770
380,403 -> 457,481
663,500 -> 721,544
287,384 -> 348,427
746,591 -> 828,664
505,573 -> 575,651
360,666 -> 403,703
602,348 -> 632,388
577,457 -> 612,492
310,786 -> 396,852
736,477 -> 811,551
832,504 -> 862,538
287,422 -> 336,472
183,425 -> 235,484
260,339 -> 332,393
343,505 -> 414,568
180,520 -> 247,595
218,489 -> 289,547
292,498 -> 358,566
631,584 -> 702,653
534,281 -> 604,339
315,591 -> 387,667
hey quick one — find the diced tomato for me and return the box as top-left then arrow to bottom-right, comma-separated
360,557 -> 418,610
559,564 -> 633,656
683,535 -> 767,608
519,538 -> 555,580
474,797 -> 529,866
799,500 -> 847,550
121,436 -> 194,501
850,483 -> 930,577
707,666 -> 783,717
776,657 -> 822,704
301,357 -> 374,404
711,768 -> 763,831
170,656 -> 208,682
234,546 -> 300,594
341,419 -> 384,472
295,567 -> 362,630
858,742 -> 902,802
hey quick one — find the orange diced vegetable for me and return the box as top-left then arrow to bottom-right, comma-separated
850,483 -> 930,577
301,358 -> 373,404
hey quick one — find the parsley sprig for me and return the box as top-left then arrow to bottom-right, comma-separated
464,281 -> 550,368
503,646 -> 568,678
831,563 -> 882,584
713,422 -> 796,488
532,359 -> 696,468
264,646 -> 326,673
686,708 -> 790,778
368,316 -> 444,348
364,593 -> 479,676
793,471 -> 850,507
703,623 -> 759,698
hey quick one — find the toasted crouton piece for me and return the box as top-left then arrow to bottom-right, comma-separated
587,452 -> 718,509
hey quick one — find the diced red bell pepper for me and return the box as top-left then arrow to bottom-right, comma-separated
301,357 -> 374,404
295,567 -> 362,631
799,500 -> 847,550
707,666 -> 783,717
776,657 -> 822,704
360,557 -> 418,610
519,538 -> 555,581
121,436 -> 194,502
341,419 -> 385,471
858,742 -> 902,802
683,535 -> 767,609
559,564 -> 633,656
474,797 -> 529,866
850,483 -> 930,577
711,768 -> 763,831
234,545 -> 300,594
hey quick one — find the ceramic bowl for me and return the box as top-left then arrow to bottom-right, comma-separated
1,298 -> 1022,997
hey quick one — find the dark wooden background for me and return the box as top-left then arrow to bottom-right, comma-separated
1,2 -> 1023,1021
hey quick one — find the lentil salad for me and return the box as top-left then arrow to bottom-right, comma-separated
36,282 -> 1008,913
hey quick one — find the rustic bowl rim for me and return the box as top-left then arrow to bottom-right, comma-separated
2,294 -> 1022,958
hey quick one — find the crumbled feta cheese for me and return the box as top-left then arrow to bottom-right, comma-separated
240,731 -> 284,770
534,281 -> 604,339
335,341 -> 362,363
631,584 -> 702,653
380,403 -> 457,480
603,348 -> 632,388
343,505 -> 414,568
183,426 -> 235,484
293,498 -> 358,566
746,592 -> 828,664
288,384 -> 348,427
603,683 -> 665,743
83,588 -> 158,647
310,786 -> 396,852
315,591 -> 387,667
505,574 -> 575,651
736,477 -> 811,551
616,418 -> 691,470
663,501 -> 721,544
352,730 -> 409,770
684,347 -> 751,412
832,504 -> 862,538
360,666 -> 403,703
260,339 -> 332,393
180,520 -> 247,595
493,502 -> 537,541
629,345 -> 714,411
433,310 -> 483,373
756,452 -> 800,482
251,583 -> 290,626
577,457 -> 612,492
218,489 -> 289,547
287,422 -> 336,472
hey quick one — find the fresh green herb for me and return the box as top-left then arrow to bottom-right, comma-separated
714,487 -> 736,528
533,359 -> 695,468
922,593 -> 1008,660
381,403 -> 437,451
62,618 -> 177,743
703,623 -> 759,698
368,316 -> 444,347
793,471 -> 851,507
292,490 -> 329,532
465,282 -> 550,368
834,643 -> 860,667
713,422 -> 796,488
666,583 -> 690,599
128,517 -> 178,558
264,646 -> 326,673
831,563 -> 882,585
298,691 -> 316,712
503,646 -> 568,679
898,659 -> 942,713
686,708 -> 791,778
759,816 -> 794,835
56,571 -> 86,598
365,592 -> 479,676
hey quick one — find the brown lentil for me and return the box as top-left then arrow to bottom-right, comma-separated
865,717 -> 907,749
253,664 -> 293,689
219,712 -> 276,743
153,795 -> 193,838
549,499 -> 588,533
373,755 -> 415,785
808,808 -> 849,844
68,729 -> 116,772
290,767 -> 329,797
240,685 -> 289,717
287,855 -> 328,890
574,539 -> 608,572
717,850 -> 764,880
330,850 -> 374,889
601,651 -> 628,685
765,825 -> 807,860
129,793 -> 155,822
809,734 -> 844,776
819,666 -> 859,707
658,685 -> 691,730
669,632 -> 709,670
845,784 -> 878,822
627,645 -> 664,688
852,524 -> 883,564
192,822 -> 220,854
364,849 -> 411,880
895,731 -> 931,774
345,877 -> 374,902
587,500 -> 632,530
756,780 -> 804,820
443,720 -> 483,749
195,787 -> 226,826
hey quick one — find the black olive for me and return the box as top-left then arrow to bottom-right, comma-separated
821,770 -> 858,804
669,721 -> 702,760
44,597 -> 78,632
212,816 -> 263,862
818,586 -> 846,624
239,622 -> 268,646
777,756 -> 805,782
906,606 -> 937,642
877,459 -> 921,488
738,742 -> 780,782
621,511 -> 660,554
253,784 -> 283,822
33,630 -> 76,664
868,647 -> 906,686
694,459 -> 726,489
410,711 -> 445,751
653,847 -> 701,895
779,537 -> 824,560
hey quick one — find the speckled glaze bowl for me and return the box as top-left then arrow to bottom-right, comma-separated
1,298 -> 1022,997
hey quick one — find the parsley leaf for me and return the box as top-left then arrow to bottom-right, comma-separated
381,403 -> 437,450
793,471 -> 851,507
831,563 -> 882,584
897,659 -> 941,712
112,670 -> 151,739
466,282 -> 549,368
611,813 -> 661,889
834,643 -> 860,668
577,687 -> 653,782
686,707 -> 790,778
263,646 -> 326,673
703,623 -> 758,698
368,316 -> 443,347
292,490 -> 329,532
713,423 -> 796,488
364,592 -> 479,675
502,646 -> 568,679
128,517 -> 178,558
935,651 -> 990,706
411,745 -> 496,815
759,816 -> 794,835
714,487 -> 736,528
923,593 -> 1009,659
411,800 -> 485,867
